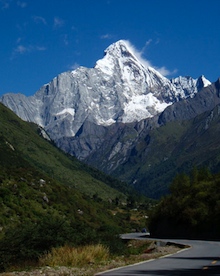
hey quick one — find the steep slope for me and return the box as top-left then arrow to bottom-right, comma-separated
73,79 -> 220,174
0,102 -> 128,200
0,40 -> 216,199
109,79 -> 220,198
158,77 -> 220,124
0,103 -> 146,271
0,40 -> 210,161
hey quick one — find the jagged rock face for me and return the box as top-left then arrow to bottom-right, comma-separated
0,40 -> 211,163
170,75 -> 210,100
158,79 -> 220,124
80,80 -> 220,174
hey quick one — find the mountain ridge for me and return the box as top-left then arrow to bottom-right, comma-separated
0,40 -> 210,144
0,40 -> 217,197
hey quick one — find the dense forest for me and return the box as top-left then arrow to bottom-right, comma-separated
149,167 -> 220,240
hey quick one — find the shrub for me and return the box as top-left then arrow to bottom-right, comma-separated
0,215 -> 73,271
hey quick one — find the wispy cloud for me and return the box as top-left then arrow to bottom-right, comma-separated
71,25 -> 77,31
1,0 -> 26,9
100,34 -> 114,40
63,34 -> 69,46
11,44 -> 46,59
54,17 -> 64,28
14,45 -> 27,54
17,1 -> 27,8
140,39 -> 153,54
124,40 -> 177,77
70,62 -> 80,70
32,15 -> 47,25
158,66 -> 178,76
35,46 -> 46,51
0,0 -> 11,9
16,37 -> 22,44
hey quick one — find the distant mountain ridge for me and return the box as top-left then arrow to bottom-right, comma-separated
2,39 -> 219,198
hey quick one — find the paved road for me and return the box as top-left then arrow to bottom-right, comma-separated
96,233 -> 220,275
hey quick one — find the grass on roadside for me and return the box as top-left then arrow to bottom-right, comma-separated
0,240 -> 183,276
39,244 -> 110,267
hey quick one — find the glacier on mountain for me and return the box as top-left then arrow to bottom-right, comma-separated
0,39 -> 211,142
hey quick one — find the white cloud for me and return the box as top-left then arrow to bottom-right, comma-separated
32,15 -> 47,25
16,37 -> 22,44
101,34 -> 113,40
35,46 -> 46,51
70,62 -> 80,70
0,0 -> 26,9
15,45 -> 28,54
158,66 -> 178,76
123,40 -> 151,67
17,1 -> 27,8
140,39 -> 153,54
71,25 -> 77,31
11,44 -> 46,59
124,40 -> 177,77
63,34 -> 69,46
0,0 -> 11,9
54,17 -> 64,28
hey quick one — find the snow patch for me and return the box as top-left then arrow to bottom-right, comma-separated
201,75 -> 211,87
122,93 -> 172,123
56,108 -> 75,116
96,117 -> 116,126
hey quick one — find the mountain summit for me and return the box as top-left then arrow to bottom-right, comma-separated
0,40 -> 211,162
1,40 -> 210,131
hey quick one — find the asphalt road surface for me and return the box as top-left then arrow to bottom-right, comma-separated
96,233 -> 220,275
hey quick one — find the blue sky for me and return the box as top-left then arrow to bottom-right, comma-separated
1,0 -> 220,96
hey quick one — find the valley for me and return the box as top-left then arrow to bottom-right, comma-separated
1,0 -> 220,274
1,40 -> 220,274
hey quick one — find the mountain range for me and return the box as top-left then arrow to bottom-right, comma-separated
1,39 -> 220,198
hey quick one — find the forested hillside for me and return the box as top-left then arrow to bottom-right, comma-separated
0,103 -> 150,271
149,168 -> 220,239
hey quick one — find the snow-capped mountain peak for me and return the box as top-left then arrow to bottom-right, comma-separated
104,40 -> 136,59
199,75 -> 211,87
95,40 -> 145,75
0,40 -> 211,156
